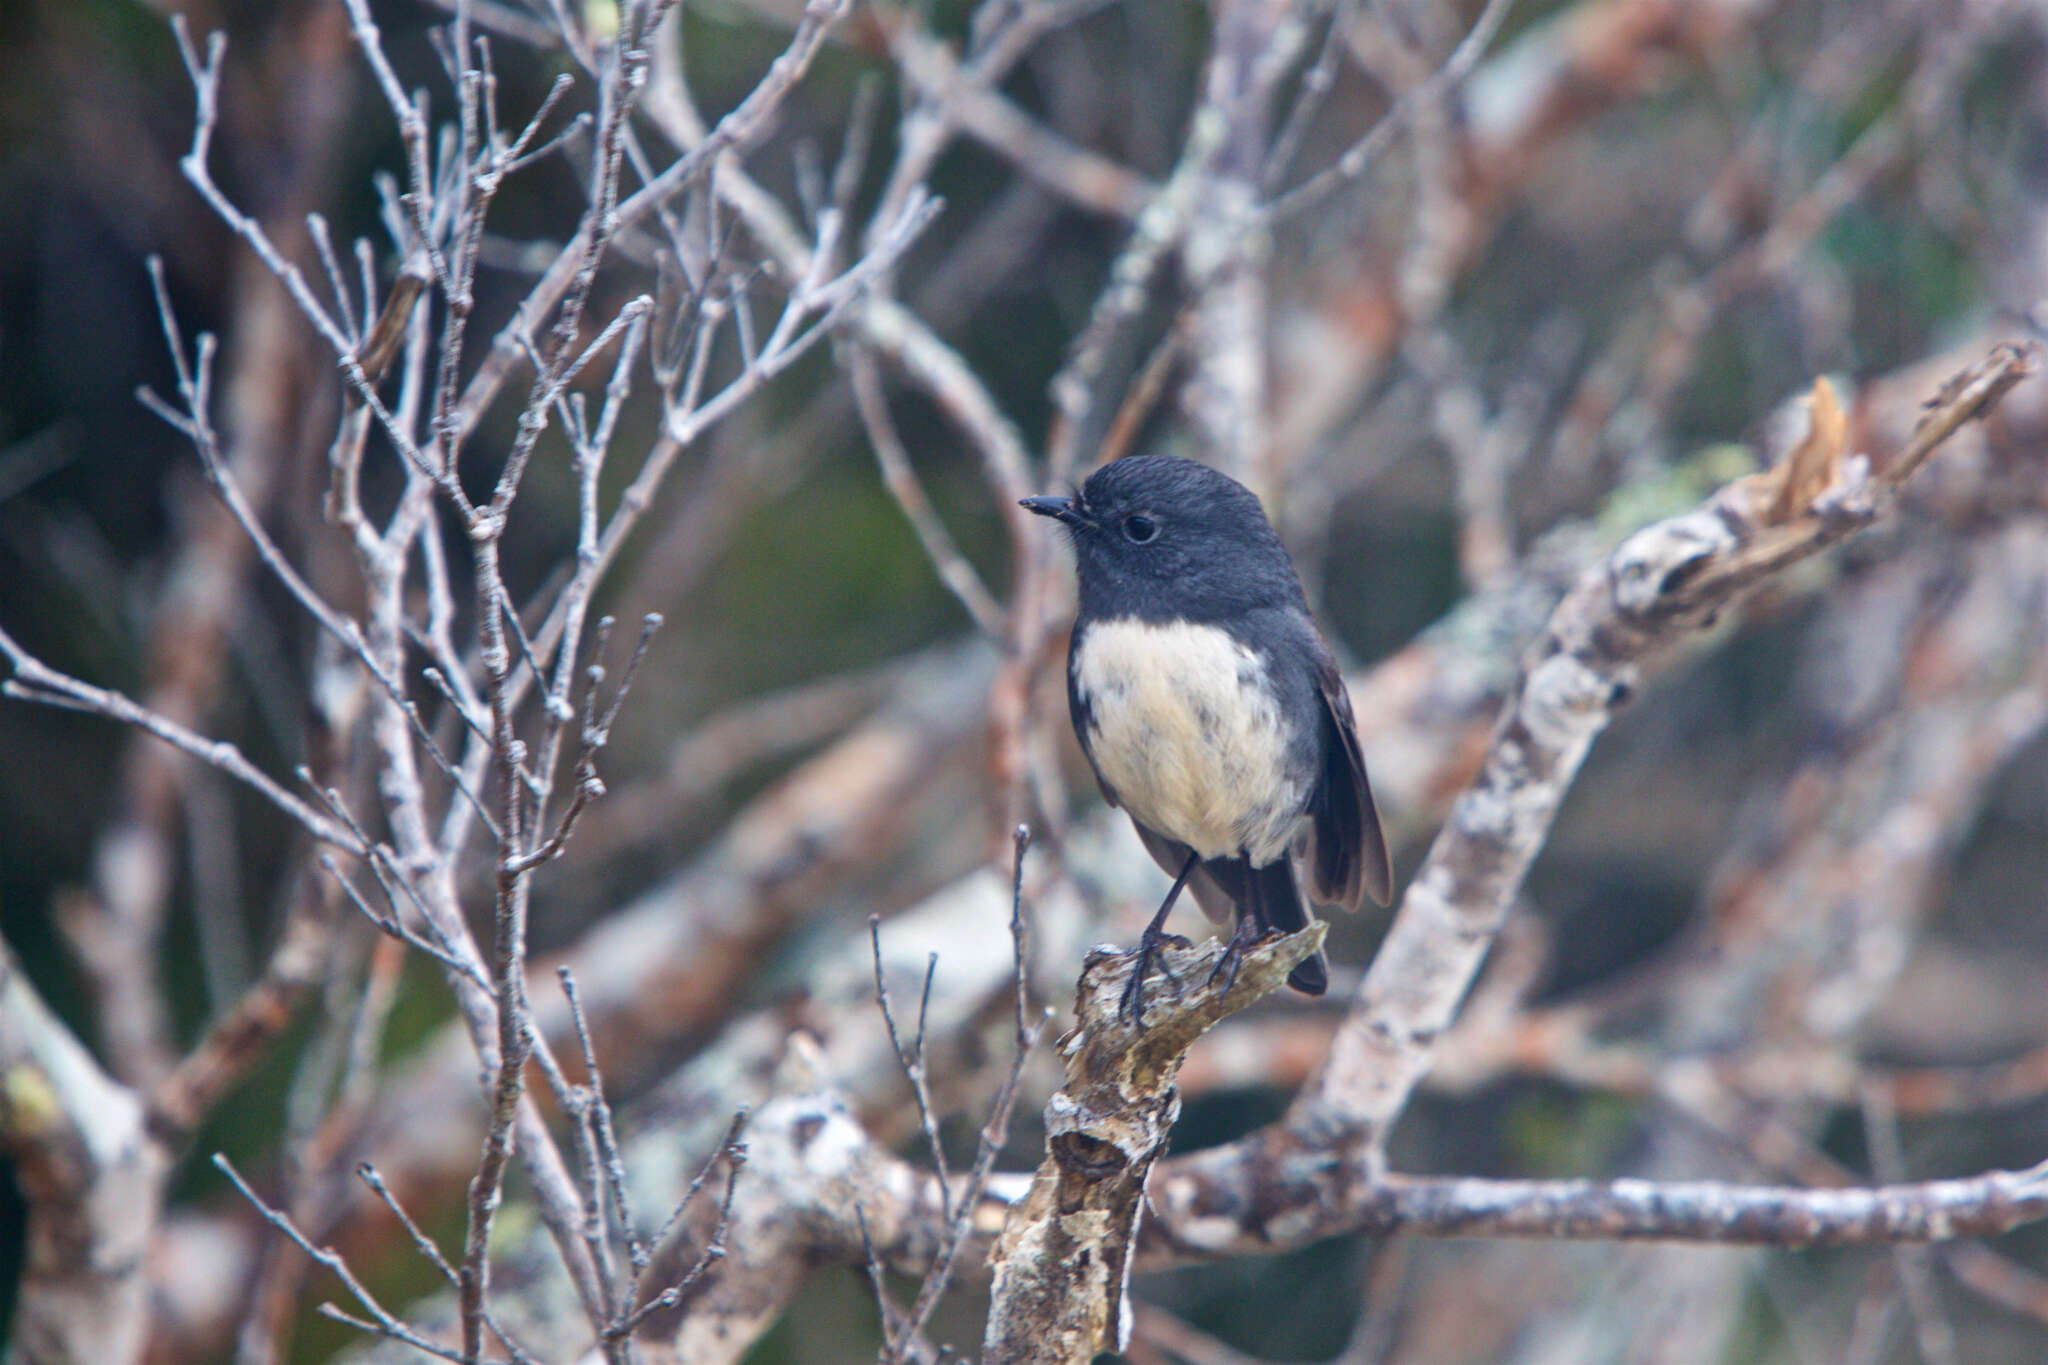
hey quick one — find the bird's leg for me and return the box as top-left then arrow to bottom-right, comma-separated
1205,909 -> 1263,995
1207,858 -> 1266,994
1121,850 -> 1199,1026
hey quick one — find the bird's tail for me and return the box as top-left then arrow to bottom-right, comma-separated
1211,856 -> 1328,995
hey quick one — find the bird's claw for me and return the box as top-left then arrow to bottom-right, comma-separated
1203,918 -> 1263,995
1119,928 -> 1193,1028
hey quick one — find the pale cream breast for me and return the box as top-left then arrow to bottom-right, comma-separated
1072,617 -> 1305,864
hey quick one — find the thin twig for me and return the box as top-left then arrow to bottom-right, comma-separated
872,918 -> 954,1226
1262,0 -> 1363,195
1267,0 -> 1519,219
560,965 -> 646,1273
614,1120 -> 748,1342
0,624 -> 363,853
847,347 -> 1006,638
892,827 -> 1049,1361
215,1154 -> 468,1362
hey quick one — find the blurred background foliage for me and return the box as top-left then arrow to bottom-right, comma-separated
4,0 -> 2048,1360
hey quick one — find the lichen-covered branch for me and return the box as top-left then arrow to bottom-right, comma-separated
0,938 -> 163,1364
982,928 -> 1325,1364
1291,347 -> 2036,1158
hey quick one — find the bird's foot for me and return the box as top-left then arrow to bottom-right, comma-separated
1204,915 -> 1265,996
1119,925 -> 1194,1028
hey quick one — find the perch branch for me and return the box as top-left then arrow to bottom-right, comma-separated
981,927 -> 1326,1363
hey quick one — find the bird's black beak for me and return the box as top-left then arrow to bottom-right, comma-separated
1020,494 -> 1083,526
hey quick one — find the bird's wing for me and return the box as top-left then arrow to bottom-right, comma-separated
1304,646 -> 1393,910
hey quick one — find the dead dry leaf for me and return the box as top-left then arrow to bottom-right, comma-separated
1729,377 -> 1851,527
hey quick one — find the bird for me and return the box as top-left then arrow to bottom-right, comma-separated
1022,455 -> 1392,1023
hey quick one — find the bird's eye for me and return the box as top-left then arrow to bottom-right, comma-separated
1122,515 -> 1158,544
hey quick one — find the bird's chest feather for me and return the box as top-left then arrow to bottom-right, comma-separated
1070,617 -> 1306,863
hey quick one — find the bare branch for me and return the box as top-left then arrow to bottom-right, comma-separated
983,928 -> 1324,1361
214,1153 -> 472,1362
1267,0 -> 1520,218
1293,344 -> 2038,1163
848,346 -> 1007,638
895,825 -> 1047,1360
0,625 -> 365,854
872,919 -> 953,1227
0,936 -> 162,1363
1148,1156 -> 2048,1255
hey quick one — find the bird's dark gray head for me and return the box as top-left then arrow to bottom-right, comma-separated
1021,456 -> 1303,623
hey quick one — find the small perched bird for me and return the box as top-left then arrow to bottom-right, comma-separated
1023,456 -> 1392,1021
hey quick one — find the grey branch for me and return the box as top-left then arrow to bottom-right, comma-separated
0,938 -> 164,1364
1288,345 -> 2038,1162
1142,1156 -> 2048,1256
981,927 -> 1327,1364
